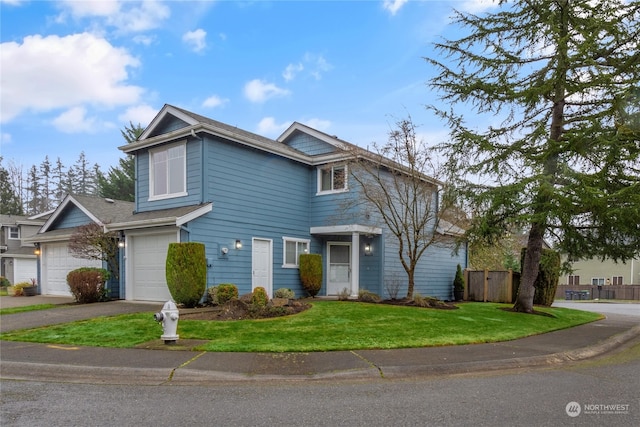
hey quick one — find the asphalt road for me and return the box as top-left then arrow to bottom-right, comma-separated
2,339 -> 639,427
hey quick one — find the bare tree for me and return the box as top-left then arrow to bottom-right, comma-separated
68,223 -> 119,280
347,117 -> 464,298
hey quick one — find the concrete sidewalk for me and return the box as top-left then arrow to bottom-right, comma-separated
1,296 -> 639,384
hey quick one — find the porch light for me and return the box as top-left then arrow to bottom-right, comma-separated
235,240 -> 242,250
34,243 -> 41,256
364,243 -> 372,256
117,231 -> 125,248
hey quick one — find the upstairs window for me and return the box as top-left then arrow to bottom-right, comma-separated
9,227 -> 20,239
149,142 -> 186,200
318,165 -> 347,194
283,237 -> 309,268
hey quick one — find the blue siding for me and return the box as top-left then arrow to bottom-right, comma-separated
147,115 -> 189,138
285,132 -> 339,156
51,205 -> 93,229
136,139 -> 203,212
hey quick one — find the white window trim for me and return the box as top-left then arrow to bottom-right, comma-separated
316,165 -> 348,195
282,237 -> 310,268
591,277 -> 605,286
148,141 -> 188,201
8,226 -> 20,240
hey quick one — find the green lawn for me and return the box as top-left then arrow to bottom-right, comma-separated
0,304 -> 58,315
0,301 -> 602,352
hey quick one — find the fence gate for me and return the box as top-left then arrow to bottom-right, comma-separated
465,269 -> 515,303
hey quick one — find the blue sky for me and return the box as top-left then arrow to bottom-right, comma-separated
0,0 -> 496,173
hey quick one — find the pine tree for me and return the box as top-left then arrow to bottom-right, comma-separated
96,122 -> 142,202
428,0 -> 640,313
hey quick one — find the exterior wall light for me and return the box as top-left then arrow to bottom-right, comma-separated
34,243 -> 41,256
364,243 -> 372,256
235,240 -> 242,250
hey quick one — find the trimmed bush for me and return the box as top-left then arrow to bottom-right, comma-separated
299,253 -> 322,297
0,276 -> 10,287
217,283 -> 238,305
453,264 -> 465,291
274,287 -> 295,299
206,286 -> 218,305
165,242 -> 207,308
67,267 -> 111,304
252,287 -> 269,307
358,290 -> 381,303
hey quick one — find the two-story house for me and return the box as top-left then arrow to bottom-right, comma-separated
31,104 -> 467,301
0,213 -> 48,285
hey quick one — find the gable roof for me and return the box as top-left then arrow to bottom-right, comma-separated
40,194 -> 135,233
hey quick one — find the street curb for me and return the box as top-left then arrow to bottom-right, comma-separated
2,325 -> 639,385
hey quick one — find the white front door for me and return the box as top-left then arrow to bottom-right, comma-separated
252,238 -> 272,297
327,242 -> 351,295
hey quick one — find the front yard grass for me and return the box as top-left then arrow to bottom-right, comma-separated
0,301 -> 602,352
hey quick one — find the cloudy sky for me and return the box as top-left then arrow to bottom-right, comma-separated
0,0 -> 497,173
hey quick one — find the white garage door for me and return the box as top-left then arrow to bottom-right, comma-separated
41,242 -> 101,296
14,258 -> 37,285
129,232 -> 176,301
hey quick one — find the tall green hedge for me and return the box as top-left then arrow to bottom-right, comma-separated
299,253 -> 322,297
166,242 -> 206,308
518,248 -> 561,307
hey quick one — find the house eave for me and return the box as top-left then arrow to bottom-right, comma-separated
310,224 -> 382,236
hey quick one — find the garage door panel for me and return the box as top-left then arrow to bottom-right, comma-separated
42,242 -> 101,296
131,233 -> 175,301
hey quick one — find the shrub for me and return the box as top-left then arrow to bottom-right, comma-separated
299,253 -> 322,297
453,264 -> 465,291
274,287 -> 295,299
12,281 -> 33,297
414,293 -> 438,307
358,290 -> 381,303
67,268 -> 111,304
0,276 -> 10,288
252,287 -> 269,307
165,242 -> 207,308
206,286 -> 218,305
217,283 -> 238,305
337,287 -> 351,301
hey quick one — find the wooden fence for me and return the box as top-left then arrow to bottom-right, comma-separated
555,285 -> 640,301
464,269 -> 519,303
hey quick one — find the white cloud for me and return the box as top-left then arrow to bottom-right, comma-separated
133,34 -> 155,46
52,106 -> 100,133
243,79 -> 290,103
283,63 -> 304,81
458,0 -> 499,13
1,132 -> 12,144
58,0 -> 170,33
183,29 -> 207,53
118,104 -> 157,127
256,117 -> 291,136
383,0 -> 408,15
202,95 -> 229,108
303,53 -> 333,80
304,118 -> 332,132
0,33 -> 143,123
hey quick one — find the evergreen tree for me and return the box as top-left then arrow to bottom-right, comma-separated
96,122 -> 142,202
52,157 -> 68,203
0,157 -> 23,215
39,156 -> 53,211
428,0 -> 640,312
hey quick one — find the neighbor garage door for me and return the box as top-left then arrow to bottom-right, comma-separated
41,242 -> 101,296
129,232 -> 176,301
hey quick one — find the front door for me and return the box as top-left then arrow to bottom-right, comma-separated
327,242 -> 351,295
252,238 -> 272,297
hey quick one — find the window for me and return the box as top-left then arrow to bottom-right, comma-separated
149,142 -> 186,200
611,276 -> 623,285
282,237 -> 310,268
318,165 -> 347,193
8,227 -> 19,239
591,277 -> 605,286
568,275 -> 580,285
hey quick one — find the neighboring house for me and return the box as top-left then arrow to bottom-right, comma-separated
0,213 -> 48,285
25,195 -> 134,297
559,257 -> 640,286
30,104 -> 467,301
